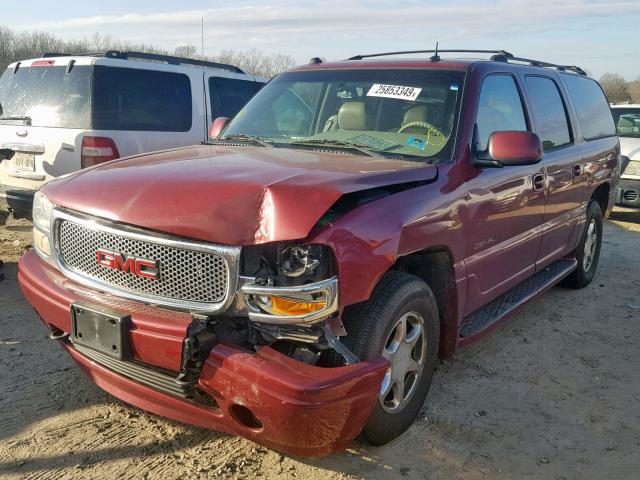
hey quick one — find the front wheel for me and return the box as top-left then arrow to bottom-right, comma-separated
341,271 -> 439,445
563,200 -> 603,289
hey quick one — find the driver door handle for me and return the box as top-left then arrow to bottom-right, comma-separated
532,173 -> 545,192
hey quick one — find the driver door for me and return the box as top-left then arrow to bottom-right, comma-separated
463,74 -> 546,315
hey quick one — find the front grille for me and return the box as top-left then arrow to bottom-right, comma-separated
55,217 -> 230,306
623,190 -> 639,202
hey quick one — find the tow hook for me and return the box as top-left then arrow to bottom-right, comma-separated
177,314 -> 219,383
49,328 -> 69,341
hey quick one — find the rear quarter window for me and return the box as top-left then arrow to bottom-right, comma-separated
209,77 -> 262,119
92,66 -> 192,132
561,74 -> 616,141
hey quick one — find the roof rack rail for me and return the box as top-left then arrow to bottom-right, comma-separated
346,49 -> 514,61
505,55 -> 587,76
41,50 -> 244,74
345,49 -> 586,76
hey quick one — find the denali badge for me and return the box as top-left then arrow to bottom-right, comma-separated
96,248 -> 159,280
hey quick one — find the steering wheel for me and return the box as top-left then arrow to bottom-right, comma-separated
398,121 -> 445,139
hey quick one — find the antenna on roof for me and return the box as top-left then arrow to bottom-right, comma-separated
430,42 -> 440,62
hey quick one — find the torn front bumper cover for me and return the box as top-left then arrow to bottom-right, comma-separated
18,250 -> 387,456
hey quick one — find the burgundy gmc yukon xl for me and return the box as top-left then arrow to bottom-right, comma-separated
19,50 -> 620,456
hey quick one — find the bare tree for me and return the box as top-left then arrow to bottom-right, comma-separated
0,26 -> 14,69
627,77 -> 640,104
599,73 -> 631,104
213,49 -> 295,77
174,45 -> 198,58
0,25 -> 295,78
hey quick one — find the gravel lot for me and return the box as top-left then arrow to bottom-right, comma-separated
0,209 -> 639,480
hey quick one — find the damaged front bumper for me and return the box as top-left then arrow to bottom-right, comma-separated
18,250 -> 387,456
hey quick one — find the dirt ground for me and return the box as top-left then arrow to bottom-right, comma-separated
0,209 -> 638,480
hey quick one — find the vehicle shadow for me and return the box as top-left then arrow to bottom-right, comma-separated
609,206 -> 640,224
0,427 -> 223,476
0,260 -> 230,476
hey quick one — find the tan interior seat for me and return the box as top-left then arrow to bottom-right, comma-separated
337,101 -> 367,130
399,105 -> 428,133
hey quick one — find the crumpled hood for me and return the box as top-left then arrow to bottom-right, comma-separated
43,144 -> 438,245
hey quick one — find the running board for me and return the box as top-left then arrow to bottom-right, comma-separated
459,259 -> 577,338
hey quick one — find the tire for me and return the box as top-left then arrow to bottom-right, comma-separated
341,271 -> 439,445
0,210 -> 8,226
562,200 -> 603,289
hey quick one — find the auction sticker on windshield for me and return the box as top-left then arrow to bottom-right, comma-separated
367,84 -> 421,101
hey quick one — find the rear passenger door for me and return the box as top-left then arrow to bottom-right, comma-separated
522,75 -> 585,268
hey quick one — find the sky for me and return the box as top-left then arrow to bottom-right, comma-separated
3,0 -> 639,80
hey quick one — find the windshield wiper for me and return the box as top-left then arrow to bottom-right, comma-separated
0,115 -> 32,125
288,139 -> 383,158
216,134 -> 273,147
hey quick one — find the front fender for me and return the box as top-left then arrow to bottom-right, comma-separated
309,164 -> 468,308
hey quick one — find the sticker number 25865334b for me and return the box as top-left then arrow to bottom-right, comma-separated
367,84 -> 422,101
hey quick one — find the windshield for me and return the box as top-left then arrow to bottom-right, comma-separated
0,65 -> 92,128
222,69 -> 465,161
612,108 -> 640,138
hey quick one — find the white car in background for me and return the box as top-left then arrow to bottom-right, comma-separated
0,51 -> 266,222
612,104 -> 640,207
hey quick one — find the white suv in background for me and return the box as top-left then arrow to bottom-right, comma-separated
612,104 -> 640,208
0,51 -> 266,221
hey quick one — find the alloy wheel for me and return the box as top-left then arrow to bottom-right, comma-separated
583,218 -> 598,272
379,311 -> 427,413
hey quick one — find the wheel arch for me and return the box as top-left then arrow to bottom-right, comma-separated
390,246 -> 459,359
591,182 -> 610,214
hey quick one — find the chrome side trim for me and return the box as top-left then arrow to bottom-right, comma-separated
50,208 -> 241,313
241,276 -> 339,325
0,142 -> 45,153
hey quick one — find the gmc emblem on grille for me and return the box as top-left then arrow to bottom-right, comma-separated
96,248 -> 159,280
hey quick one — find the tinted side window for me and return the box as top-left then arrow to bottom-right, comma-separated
210,77 -> 262,119
476,75 -> 527,151
525,76 -> 571,150
562,74 -> 616,141
92,67 -> 192,131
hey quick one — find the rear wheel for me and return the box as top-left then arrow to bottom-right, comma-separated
563,200 -> 603,289
341,271 -> 439,445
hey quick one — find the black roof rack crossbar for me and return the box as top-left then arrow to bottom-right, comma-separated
346,49 -> 586,76
506,55 -> 587,76
346,49 -> 514,61
42,50 -> 244,74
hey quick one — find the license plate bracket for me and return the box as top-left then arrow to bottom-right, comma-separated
13,152 -> 35,172
71,302 -> 131,360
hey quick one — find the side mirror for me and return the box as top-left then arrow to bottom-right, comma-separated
476,131 -> 543,167
209,117 -> 229,139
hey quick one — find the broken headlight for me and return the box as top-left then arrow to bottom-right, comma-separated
240,243 -> 337,324
280,244 -> 321,277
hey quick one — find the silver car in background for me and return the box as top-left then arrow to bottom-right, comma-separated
612,104 -> 640,207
